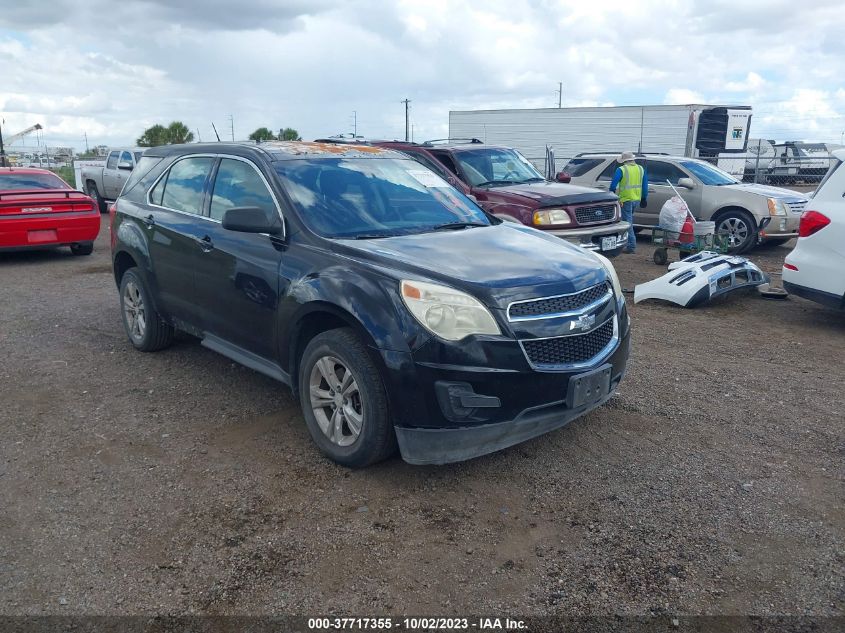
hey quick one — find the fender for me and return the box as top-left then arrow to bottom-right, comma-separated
278,264 -> 430,375
112,216 -> 166,318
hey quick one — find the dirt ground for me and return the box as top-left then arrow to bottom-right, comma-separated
1,223 -> 842,622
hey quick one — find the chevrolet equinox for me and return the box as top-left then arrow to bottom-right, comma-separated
110,142 -> 630,467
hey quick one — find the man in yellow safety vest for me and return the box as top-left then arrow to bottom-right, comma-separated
609,151 -> 648,254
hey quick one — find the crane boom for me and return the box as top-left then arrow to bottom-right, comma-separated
6,123 -> 43,145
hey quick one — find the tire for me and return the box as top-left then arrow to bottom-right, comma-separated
119,268 -> 174,352
87,181 -> 107,214
70,242 -> 94,256
714,209 -> 757,254
298,327 -> 395,467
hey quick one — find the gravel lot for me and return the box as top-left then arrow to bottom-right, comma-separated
1,223 -> 842,623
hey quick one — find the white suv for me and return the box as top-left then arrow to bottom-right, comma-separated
782,150 -> 845,309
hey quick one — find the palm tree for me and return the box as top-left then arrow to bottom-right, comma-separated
249,127 -> 277,142
136,124 -> 169,147
167,121 -> 194,144
279,127 -> 301,141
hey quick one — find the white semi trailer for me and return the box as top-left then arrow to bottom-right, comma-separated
448,104 -> 752,170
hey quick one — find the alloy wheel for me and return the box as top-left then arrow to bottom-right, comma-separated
718,216 -> 750,248
308,356 -> 363,447
122,281 -> 147,342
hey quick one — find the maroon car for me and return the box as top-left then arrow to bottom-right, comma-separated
372,139 -> 630,257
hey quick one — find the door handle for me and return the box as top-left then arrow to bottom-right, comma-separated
196,235 -> 214,252
142,214 -> 155,228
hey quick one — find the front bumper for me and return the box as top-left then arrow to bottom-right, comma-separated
759,215 -> 799,239
545,221 -> 631,257
382,325 -> 631,465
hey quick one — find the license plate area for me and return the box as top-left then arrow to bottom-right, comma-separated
601,236 -> 616,251
28,229 -> 58,243
567,364 -> 612,409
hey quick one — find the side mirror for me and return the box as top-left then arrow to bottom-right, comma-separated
222,207 -> 280,234
677,177 -> 695,189
117,161 -> 134,171
555,171 -> 571,183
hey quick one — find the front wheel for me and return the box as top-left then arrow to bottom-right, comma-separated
715,210 -> 757,254
119,268 -> 174,352
299,328 -> 395,467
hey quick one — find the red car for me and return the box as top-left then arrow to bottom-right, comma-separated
0,167 -> 100,255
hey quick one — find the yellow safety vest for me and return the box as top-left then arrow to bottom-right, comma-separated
617,163 -> 644,203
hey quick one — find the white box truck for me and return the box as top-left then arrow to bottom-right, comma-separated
448,104 -> 752,171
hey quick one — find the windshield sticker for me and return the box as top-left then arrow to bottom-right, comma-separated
407,170 -> 449,188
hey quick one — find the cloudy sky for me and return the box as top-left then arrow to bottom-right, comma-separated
1,0 -> 844,151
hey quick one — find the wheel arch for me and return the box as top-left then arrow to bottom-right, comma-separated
285,302 -> 386,401
712,205 -> 758,226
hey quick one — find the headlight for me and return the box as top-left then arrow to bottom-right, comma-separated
592,252 -> 624,302
400,280 -> 501,341
533,208 -> 572,226
767,198 -> 787,216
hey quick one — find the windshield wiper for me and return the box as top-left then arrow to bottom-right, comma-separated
430,222 -> 489,231
517,177 -> 545,183
475,180 -> 515,187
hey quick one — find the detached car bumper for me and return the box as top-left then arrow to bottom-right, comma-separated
383,326 -> 631,465
544,221 -> 630,257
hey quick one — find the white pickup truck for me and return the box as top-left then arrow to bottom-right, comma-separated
80,148 -> 143,212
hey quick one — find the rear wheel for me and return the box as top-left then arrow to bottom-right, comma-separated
119,268 -> 174,352
715,209 -> 757,254
299,328 -> 395,467
70,242 -> 93,256
86,182 -> 107,213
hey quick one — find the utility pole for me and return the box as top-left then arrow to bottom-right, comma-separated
228,114 -> 234,141
557,82 -> 562,108
352,111 -> 357,137
402,99 -> 411,142
411,124 -> 414,143
83,132 -> 89,153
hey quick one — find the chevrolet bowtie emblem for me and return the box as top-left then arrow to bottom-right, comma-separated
570,314 -> 596,332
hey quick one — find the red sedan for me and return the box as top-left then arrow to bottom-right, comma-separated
0,167 -> 100,255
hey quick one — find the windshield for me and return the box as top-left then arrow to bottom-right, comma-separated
453,148 -> 544,187
0,171 -> 70,190
680,161 -> 739,186
275,158 -> 491,239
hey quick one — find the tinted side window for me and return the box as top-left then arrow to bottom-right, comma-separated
106,151 -> 119,170
431,151 -> 460,175
597,161 -> 619,181
646,160 -> 687,185
564,158 -> 604,177
120,151 -> 133,165
123,156 -> 163,195
154,157 -> 214,214
209,158 -> 277,221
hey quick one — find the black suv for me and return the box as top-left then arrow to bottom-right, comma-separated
111,141 -> 630,467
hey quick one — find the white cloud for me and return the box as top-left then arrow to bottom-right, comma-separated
1,1 -> 844,150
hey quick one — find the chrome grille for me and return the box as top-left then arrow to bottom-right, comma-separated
508,283 -> 610,320
574,204 -> 616,225
786,200 -> 807,214
521,318 -> 615,369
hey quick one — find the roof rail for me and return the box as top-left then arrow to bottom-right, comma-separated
575,151 -> 669,157
422,138 -> 483,146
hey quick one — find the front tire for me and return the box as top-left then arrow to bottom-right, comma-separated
715,209 -> 757,254
119,268 -> 174,352
299,328 -> 395,467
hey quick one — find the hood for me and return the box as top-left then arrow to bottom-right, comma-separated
486,181 -> 618,207
334,223 -> 607,308
723,182 -> 808,201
